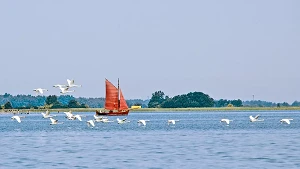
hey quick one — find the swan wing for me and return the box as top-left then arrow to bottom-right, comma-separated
67,79 -> 72,86
50,118 -> 57,123
90,120 -> 95,126
254,114 -> 260,119
45,110 -> 50,115
15,116 -> 21,123
75,115 -> 82,121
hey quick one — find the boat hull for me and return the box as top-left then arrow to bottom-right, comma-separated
96,110 -> 129,116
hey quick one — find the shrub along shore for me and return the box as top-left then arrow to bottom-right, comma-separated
1,107 -> 300,114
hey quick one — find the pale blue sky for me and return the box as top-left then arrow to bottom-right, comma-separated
0,0 -> 299,103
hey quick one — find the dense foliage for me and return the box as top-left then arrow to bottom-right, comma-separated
148,91 -> 214,108
148,91 -> 166,108
4,102 -> 13,109
1,92 -> 299,109
0,93 -> 149,109
215,99 -> 243,107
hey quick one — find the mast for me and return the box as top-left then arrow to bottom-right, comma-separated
117,78 -> 120,111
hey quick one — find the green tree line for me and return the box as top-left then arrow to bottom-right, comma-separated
147,90 -> 299,108
148,91 -> 215,108
0,93 -> 149,109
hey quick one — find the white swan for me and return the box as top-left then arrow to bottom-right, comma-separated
74,114 -> 83,121
67,79 -> 82,88
93,115 -> 113,123
94,116 -> 106,121
117,118 -> 130,124
64,111 -> 74,119
137,120 -> 150,126
101,118 -> 114,123
249,114 -> 264,122
87,120 -> 95,127
94,110 -> 105,120
168,120 -> 179,125
50,117 -> 63,125
33,88 -> 48,94
280,119 -> 293,124
11,115 -> 24,123
59,86 -> 75,94
64,111 -> 84,121
41,110 -> 55,118
220,119 -> 233,125
53,84 -> 67,88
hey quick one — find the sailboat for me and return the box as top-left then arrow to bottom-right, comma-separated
96,79 -> 130,116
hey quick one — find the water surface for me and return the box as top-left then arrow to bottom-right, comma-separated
1,111 -> 300,168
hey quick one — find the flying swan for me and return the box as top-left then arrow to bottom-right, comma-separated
249,114 -> 264,122
11,115 -> 25,123
220,119 -> 233,125
168,120 -> 179,125
137,120 -> 150,126
67,79 -> 82,88
58,86 -> 75,94
87,120 -> 95,127
41,110 -> 55,118
117,118 -> 130,124
33,88 -> 48,94
50,117 -> 63,125
280,119 -> 293,124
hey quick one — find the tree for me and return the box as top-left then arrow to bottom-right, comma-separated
46,95 -> 58,105
58,95 -> 76,105
231,99 -> 243,107
215,99 -> 229,107
148,91 -> 166,108
68,100 -> 86,108
282,102 -> 290,107
291,101 -> 300,107
277,103 -> 280,107
3,93 -> 11,98
4,101 -> 13,109
45,95 -> 65,108
160,92 -> 214,108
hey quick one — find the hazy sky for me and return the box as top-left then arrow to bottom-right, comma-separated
0,1 -> 299,103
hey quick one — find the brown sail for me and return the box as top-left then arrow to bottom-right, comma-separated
119,89 -> 128,110
104,79 -> 118,110
96,79 -> 130,116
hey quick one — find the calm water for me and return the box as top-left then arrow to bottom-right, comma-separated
1,111 -> 300,169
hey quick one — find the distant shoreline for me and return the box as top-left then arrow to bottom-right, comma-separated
1,107 -> 300,114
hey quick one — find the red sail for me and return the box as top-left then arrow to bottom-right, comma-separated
119,89 -> 128,110
104,79 -> 118,110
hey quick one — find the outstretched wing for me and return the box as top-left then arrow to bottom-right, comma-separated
15,116 -> 21,123
45,110 -> 50,115
67,79 -> 74,86
50,118 -> 57,123
141,120 -> 146,126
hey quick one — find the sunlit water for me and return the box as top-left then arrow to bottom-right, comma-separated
1,111 -> 300,169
